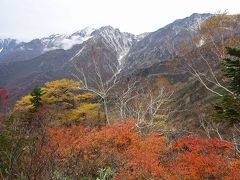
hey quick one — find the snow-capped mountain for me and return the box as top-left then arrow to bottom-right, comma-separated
0,27 -> 96,62
69,26 -> 137,70
0,38 -> 20,54
0,26 -> 149,64
41,27 -> 96,51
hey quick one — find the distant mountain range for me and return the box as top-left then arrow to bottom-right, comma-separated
0,13 -> 213,103
0,27 -> 98,62
0,26 -> 147,63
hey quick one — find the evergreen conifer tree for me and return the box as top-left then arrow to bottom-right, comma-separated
29,86 -> 43,113
223,47 -> 240,95
213,47 -> 240,124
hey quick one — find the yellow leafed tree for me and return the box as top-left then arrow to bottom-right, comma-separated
15,79 -> 102,125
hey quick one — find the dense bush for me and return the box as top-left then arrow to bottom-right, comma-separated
46,120 -> 240,179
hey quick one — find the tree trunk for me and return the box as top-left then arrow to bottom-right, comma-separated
103,98 -> 110,126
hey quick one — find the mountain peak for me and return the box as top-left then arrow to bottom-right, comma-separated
71,27 -> 96,37
172,13 -> 212,26
189,13 -> 212,18
98,25 -> 116,32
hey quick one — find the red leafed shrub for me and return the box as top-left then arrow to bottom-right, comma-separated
46,120 -> 240,179
47,120 -> 139,177
167,137 -> 239,179
115,133 -> 167,179
0,88 -> 8,108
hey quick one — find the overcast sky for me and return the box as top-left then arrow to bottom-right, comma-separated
0,0 -> 240,41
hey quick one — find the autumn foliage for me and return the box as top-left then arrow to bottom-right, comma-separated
46,120 -> 240,179
14,79 -> 103,126
169,137 -> 237,179
3,75 -> 240,179
0,88 -> 8,108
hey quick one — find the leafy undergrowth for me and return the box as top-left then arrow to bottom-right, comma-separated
46,120 -> 240,179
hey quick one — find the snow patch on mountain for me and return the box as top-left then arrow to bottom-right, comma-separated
98,26 -> 133,52
42,27 -> 96,52
69,47 -> 85,62
61,35 -> 92,50
196,38 -> 205,47
118,49 -> 130,67
72,27 -> 96,37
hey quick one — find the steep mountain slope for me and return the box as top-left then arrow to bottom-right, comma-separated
122,13 -> 212,72
69,26 -> 136,73
133,13 -> 240,130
